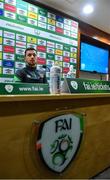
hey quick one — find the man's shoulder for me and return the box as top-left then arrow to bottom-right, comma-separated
36,69 -> 40,73
16,67 -> 26,75
15,67 -> 27,82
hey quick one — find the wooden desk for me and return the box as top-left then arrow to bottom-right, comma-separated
0,93 -> 110,178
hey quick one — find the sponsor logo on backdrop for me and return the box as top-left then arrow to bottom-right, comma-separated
37,46 -> 46,52
5,0 -> 16,6
36,29 -> 77,46
47,41 -> 54,48
71,53 -> 77,59
28,18 -> 37,26
55,55 -> 63,61
27,36 -> 37,44
38,15 -> 47,23
56,27 -> 63,34
4,46 -> 14,53
64,19 -> 71,26
47,54 -> 54,60
28,12 -> 37,19
15,54 -> 24,61
48,18 -> 55,26
55,49 -> 63,56
38,22 -> 46,29
71,20 -> 78,28
38,39 -> 46,46
16,41 -> 26,48
56,15 -> 64,23
71,26 -> 78,33
63,62 -> 70,68
4,4 -> 16,13
47,47 -> 55,54
64,46 -> 70,51
63,51 -> 70,57
0,77 -> 13,82
56,43 -> 63,50
47,24 -> 55,32
63,67 -> 69,73
64,24 -> 70,31
55,61 -> 62,67
4,38 -> 15,46
47,59 -> 54,66
71,47 -> 77,53
64,30 -> 70,37
17,8 -> 27,16
37,52 -> 46,59
48,12 -> 56,20
16,34 -> 26,41
15,62 -> 25,69
71,32 -> 77,39
3,60 -> 14,68
63,57 -> 70,63
17,15 -> 27,23
16,48 -> 25,55
70,39 -> 78,47
28,4 -> 38,13
4,31 -> 15,39
4,11 -> 16,20
3,67 -> 14,75
17,2 -> 27,11
0,20 -> 36,35
27,43 -> 36,49
56,21 -> 64,29
39,9 -> 47,16
37,57 -> 46,65
70,58 -> 76,64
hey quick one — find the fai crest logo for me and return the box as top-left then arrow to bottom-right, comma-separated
5,84 -> 13,93
36,113 -> 83,173
71,81 -> 78,90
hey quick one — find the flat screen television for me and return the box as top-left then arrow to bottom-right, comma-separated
80,42 -> 109,74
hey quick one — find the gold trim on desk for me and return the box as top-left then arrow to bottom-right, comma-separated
0,93 -> 110,102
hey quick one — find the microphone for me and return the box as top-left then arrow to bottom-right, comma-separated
42,65 -> 47,69
42,65 -> 50,72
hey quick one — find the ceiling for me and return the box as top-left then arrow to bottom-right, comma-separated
35,0 -> 110,35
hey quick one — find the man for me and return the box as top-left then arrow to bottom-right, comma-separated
15,47 -> 47,83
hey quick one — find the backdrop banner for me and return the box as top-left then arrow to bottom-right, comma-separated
0,82 -> 49,95
61,78 -> 110,93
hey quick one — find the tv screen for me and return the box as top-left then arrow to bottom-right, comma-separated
80,42 -> 109,74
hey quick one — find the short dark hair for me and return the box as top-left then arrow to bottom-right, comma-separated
25,47 -> 36,56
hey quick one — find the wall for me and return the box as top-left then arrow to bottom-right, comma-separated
79,21 -> 110,45
78,22 -> 110,80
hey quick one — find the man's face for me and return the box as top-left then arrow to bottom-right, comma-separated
25,50 -> 37,67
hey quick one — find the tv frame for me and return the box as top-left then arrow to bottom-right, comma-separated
80,35 -> 110,75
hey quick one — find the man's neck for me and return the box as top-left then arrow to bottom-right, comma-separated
26,63 -> 36,68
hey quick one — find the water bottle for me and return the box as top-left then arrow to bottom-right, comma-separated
50,65 -> 61,94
